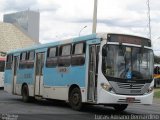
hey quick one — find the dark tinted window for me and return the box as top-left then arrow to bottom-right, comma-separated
6,54 -> 13,69
61,45 -> 71,56
48,47 -> 57,58
46,47 -> 58,68
7,54 -> 13,62
71,42 -> 85,66
20,52 -> 27,61
0,61 -> 5,72
74,43 -> 84,54
58,44 -> 71,67
19,51 -> 34,69
28,51 -> 35,60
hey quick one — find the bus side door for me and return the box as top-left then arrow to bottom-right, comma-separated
87,39 -> 100,102
34,52 -> 45,96
12,56 -> 19,94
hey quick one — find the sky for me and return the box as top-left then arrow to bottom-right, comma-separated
0,0 -> 160,55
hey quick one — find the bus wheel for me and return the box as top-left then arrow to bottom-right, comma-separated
22,85 -> 29,102
113,104 -> 128,112
69,87 -> 82,110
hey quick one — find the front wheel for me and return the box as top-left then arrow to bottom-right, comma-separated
113,104 -> 128,112
69,87 -> 82,110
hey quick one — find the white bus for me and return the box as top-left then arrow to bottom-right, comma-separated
4,33 -> 154,111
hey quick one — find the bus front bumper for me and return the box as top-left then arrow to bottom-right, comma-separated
97,89 -> 154,105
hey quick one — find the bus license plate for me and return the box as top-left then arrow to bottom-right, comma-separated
126,97 -> 135,103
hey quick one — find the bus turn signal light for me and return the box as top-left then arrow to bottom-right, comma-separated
101,83 -> 112,91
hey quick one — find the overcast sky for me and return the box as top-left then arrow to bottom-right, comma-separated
0,0 -> 160,54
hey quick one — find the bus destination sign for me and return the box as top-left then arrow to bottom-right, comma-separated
107,34 -> 151,47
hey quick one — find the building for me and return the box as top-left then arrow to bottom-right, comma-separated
0,22 -> 37,53
3,10 -> 40,43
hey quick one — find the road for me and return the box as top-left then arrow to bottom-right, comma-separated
0,89 -> 160,120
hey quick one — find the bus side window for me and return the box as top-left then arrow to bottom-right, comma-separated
58,44 -> 71,67
46,47 -> 58,67
27,51 -> 35,68
28,51 -> 35,60
6,54 -> 13,69
0,60 -> 5,72
71,42 -> 85,66
19,52 -> 27,69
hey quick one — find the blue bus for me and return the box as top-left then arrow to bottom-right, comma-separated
4,33 -> 154,111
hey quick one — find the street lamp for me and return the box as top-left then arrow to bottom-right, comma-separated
79,26 -> 87,36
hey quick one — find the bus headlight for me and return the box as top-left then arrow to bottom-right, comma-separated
101,83 -> 112,91
147,86 -> 154,93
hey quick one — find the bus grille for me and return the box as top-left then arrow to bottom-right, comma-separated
109,81 -> 150,95
117,82 -> 144,89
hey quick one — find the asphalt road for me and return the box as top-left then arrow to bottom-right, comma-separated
0,89 -> 160,120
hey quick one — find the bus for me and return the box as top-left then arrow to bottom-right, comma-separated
0,57 -> 5,88
153,64 -> 160,88
4,33 -> 154,111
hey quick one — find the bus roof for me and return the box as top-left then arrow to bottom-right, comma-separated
7,33 -> 100,54
7,33 -> 150,54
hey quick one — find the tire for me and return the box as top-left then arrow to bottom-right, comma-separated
113,104 -> 128,112
22,85 -> 30,103
69,87 -> 82,110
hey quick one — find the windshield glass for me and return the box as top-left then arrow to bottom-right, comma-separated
102,45 -> 153,80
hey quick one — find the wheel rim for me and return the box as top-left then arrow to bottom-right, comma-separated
72,92 -> 80,105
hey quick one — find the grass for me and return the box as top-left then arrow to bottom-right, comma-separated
154,88 -> 160,99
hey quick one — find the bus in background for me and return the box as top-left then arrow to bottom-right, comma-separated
4,33 -> 154,111
0,57 -> 5,88
154,64 -> 160,88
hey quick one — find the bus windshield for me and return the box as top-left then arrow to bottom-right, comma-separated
102,44 -> 153,80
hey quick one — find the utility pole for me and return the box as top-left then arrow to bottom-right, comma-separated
147,0 -> 151,40
92,0 -> 98,33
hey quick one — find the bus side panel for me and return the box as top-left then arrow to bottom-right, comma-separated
16,69 -> 35,96
4,70 -> 13,93
43,68 -> 60,99
43,64 -> 86,101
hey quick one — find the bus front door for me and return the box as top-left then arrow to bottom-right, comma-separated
12,56 -> 19,94
35,52 -> 44,96
88,44 -> 100,102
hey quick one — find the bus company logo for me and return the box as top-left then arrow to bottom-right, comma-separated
130,84 -> 133,88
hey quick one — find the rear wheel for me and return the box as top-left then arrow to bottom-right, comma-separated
69,87 -> 82,110
113,104 -> 128,112
22,85 -> 29,102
